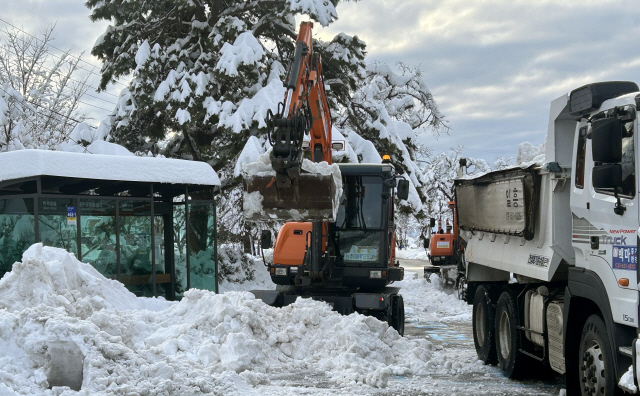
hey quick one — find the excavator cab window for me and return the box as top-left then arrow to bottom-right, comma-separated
336,176 -> 383,230
333,176 -> 385,264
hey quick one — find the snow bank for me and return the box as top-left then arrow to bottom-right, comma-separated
619,365 -> 637,393
0,244 -> 437,394
0,244 -> 170,313
397,271 -> 471,323
396,248 -> 429,261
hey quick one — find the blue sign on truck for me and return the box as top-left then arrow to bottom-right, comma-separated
612,245 -> 637,271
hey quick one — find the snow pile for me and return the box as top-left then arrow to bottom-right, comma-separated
234,136 -> 265,178
0,244 -> 437,394
458,139 -> 547,181
619,365 -> 637,393
516,140 -> 546,166
396,248 -> 429,261
397,271 -> 471,323
0,244 -> 170,313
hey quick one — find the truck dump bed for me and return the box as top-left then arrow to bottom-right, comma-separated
455,165 -> 574,282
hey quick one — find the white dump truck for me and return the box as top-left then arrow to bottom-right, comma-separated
455,81 -> 640,395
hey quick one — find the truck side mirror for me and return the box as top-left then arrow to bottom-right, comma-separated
591,118 -> 622,163
424,238 -> 430,249
592,164 -> 622,190
260,230 -> 272,249
397,180 -> 410,200
429,218 -> 436,228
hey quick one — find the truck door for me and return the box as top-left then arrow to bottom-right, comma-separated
586,106 -> 639,327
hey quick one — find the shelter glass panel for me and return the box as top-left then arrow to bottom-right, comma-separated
0,198 -> 34,277
80,199 -> 117,278
119,200 -> 153,296
152,215 -> 168,296
173,203 -> 187,298
38,198 -> 78,255
188,203 -> 216,292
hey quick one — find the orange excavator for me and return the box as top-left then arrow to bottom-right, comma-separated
424,201 -> 467,298
244,22 -> 408,334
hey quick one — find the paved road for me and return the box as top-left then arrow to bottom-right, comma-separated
258,260 -> 566,395
394,259 -> 565,395
400,258 -> 428,278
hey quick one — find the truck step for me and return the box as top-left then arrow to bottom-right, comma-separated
619,346 -> 633,358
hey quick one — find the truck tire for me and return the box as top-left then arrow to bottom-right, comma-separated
391,295 -> 405,336
473,284 -> 497,364
579,315 -> 615,396
495,290 -> 527,378
455,275 -> 467,301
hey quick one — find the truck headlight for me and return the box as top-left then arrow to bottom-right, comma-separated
290,267 -> 298,273
370,270 -> 382,279
275,268 -> 288,276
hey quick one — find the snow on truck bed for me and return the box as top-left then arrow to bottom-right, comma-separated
0,244 -> 434,395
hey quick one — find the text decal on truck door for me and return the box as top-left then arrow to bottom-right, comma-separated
612,245 -> 637,270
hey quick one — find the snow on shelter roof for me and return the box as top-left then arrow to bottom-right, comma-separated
0,149 -> 220,187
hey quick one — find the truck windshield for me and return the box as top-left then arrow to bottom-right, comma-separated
335,176 -> 383,230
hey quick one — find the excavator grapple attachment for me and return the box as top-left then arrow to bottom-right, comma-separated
243,172 -> 338,222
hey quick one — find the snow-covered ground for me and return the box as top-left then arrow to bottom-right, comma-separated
0,245 -> 566,395
396,247 -> 428,261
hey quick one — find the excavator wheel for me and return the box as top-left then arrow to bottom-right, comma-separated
391,295 -> 405,336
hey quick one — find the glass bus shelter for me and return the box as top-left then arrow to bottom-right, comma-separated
0,175 -> 217,300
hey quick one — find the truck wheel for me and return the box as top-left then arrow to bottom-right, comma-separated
391,295 -> 405,336
473,285 -> 497,364
495,290 -> 526,378
579,315 -> 615,396
455,275 -> 467,301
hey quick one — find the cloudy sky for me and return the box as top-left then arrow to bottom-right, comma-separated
4,0 -> 640,163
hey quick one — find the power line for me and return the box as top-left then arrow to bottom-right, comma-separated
0,17 -> 128,89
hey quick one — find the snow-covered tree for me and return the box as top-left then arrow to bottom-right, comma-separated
87,1 -> 450,247
0,26 -> 90,151
86,0 -> 363,166
86,0 -> 368,245
334,62 -> 448,217
421,147 -> 490,232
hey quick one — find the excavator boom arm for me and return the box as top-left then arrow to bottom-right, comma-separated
243,21 -> 337,222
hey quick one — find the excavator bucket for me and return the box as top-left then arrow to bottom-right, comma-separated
243,172 -> 338,222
